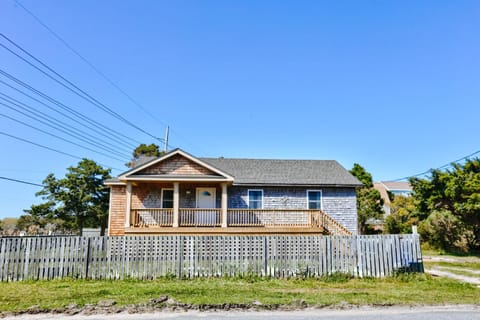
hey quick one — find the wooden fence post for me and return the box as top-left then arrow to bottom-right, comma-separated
177,236 -> 184,278
85,237 -> 91,279
263,237 -> 268,276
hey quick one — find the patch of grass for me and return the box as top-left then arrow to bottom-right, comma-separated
0,274 -> 479,313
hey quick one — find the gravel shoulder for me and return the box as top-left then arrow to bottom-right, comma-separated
2,305 -> 480,320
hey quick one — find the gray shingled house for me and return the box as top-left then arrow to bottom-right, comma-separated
105,149 -> 362,236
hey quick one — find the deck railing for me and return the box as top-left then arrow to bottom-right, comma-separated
180,208 -> 221,227
130,208 -> 351,235
318,211 -> 352,236
131,208 -> 173,227
227,209 -> 319,228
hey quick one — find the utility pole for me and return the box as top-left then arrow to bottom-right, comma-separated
164,126 -> 169,152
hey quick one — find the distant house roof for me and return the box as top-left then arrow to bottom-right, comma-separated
373,181 -> 412,211
378,181 -> 412,192
106,148 -> 362,187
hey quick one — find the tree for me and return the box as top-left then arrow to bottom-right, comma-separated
350,163 -> 374,187
126,143 -> 164,168
384,195 -> 417,234
0,217 -> 18,236
349,163 -> 384,234
410,158 -> 480,252
26,159 -> 111,235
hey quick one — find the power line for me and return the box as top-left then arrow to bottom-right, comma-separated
0,92 -> 132,157
0,110 -> 127,162
13,0 -> 164,123
0,69 -> 140,149
0,176 -> 43,187
11,2 -> 199,153
0,131 -> 122,171
0,33 -> 165,144
391,149 -> 480,181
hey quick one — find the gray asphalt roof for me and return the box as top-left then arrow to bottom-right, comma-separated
200,158 -> 362,187
106,149 -> 362,187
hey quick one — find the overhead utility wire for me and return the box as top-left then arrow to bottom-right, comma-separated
13,0 -> 163,122
0,109 -> 127,162
14,0 -> 181,150
0,34 -> 165,144
0,176 -> 43,187
391,149 -> 480,182
0,95 -> 130,158
0,69 -> 140,149
0,131 -> 82,160
0,91 -> 132,156
0,131 -> 122,172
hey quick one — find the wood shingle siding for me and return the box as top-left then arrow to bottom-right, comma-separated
108,186 -> 126,236
137,154 -> 216,175
228,187 -> 358,233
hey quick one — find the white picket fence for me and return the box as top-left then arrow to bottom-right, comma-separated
0,234 -> 422,281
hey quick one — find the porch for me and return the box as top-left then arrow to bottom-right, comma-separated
126,208 -> 351,235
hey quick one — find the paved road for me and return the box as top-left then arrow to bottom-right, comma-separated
5,306 -> 480,320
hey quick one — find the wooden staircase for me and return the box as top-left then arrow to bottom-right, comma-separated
317,211 -> 352,236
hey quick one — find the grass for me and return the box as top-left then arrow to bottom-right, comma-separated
0,274 -> 479,312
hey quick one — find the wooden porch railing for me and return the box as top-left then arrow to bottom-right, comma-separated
130,208 -> 352,235
131,208 -> 173,227
318,211 -> 353,236
180,208 -> 221,227
227,209 -> 319,228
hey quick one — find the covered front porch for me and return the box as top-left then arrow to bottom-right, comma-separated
122,181 -> 347,235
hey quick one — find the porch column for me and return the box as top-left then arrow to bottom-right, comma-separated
173,182 -> 180,227
221,182 -> 228,228
125,182 -> 132,228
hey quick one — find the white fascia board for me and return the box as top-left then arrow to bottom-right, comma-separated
104,181 -> 126,186
124,176 -> 233,182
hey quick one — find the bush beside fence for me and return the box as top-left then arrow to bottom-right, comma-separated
0,234 -> 422,281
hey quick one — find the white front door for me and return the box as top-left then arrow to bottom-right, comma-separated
196,187 -> 217,225
196,187 -> 216,208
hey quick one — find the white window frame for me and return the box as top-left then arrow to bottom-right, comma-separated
161,188 -> 174,209
248,189 -> 264,209
307,190 -> 323,210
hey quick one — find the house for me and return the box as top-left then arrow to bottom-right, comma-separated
105,149 -> 362,236
373,181 -> 413,216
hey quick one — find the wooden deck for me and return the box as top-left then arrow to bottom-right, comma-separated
125,226 -> 326,235
128,208 -> 351,236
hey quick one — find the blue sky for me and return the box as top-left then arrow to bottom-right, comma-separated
1,1 -> 479,219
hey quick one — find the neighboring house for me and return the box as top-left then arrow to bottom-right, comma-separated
105,149 -> 362,236
373,181 -> 413,216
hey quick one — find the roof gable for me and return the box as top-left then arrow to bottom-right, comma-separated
136,154 -> 216,176
118,149 -> 234,181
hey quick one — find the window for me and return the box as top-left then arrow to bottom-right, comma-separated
248,189 -> 263,209
307,190 -> 322,210
162,189 -> 174,208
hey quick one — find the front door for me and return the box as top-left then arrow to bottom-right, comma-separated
196,187 -> 217,225
196,187 -> 216,208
